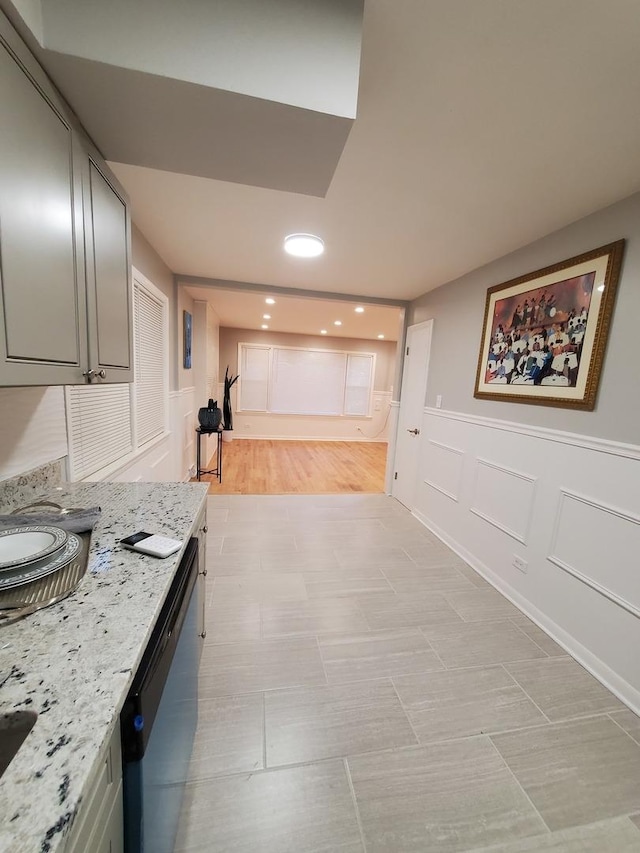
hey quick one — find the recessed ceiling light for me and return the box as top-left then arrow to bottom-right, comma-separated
355,307 -> 364,313
320,329 -> 328,335
334,320 -> 342,326
284,233 -> 324,258
265,298 -> 276,305
263,314 -> 271,319
377,334 -> 385,339
261,324 -> 269,330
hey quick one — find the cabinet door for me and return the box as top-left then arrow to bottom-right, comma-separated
196,506 -> 208,654
0,30 -> 87,385
84,158 -> 133,382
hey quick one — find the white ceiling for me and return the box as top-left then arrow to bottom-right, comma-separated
10,0 -> 640,309
108,0 -> 640,302
185,286 -> 403,341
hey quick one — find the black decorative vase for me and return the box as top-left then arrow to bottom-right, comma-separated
198,399 -> 222,431
222,395 -> 232,431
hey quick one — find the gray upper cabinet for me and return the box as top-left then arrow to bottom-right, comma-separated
84,157 -> 133,381
0,13 -> 133,386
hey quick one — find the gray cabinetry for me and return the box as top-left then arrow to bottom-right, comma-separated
84,156 -> 133,382
196,504 -> 208,654
64,721 -> 123,853
0,12 -> 132,387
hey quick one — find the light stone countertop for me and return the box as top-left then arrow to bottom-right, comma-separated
0,480 -> 209,853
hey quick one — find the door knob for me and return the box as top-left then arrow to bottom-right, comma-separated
407,428 -> 420,435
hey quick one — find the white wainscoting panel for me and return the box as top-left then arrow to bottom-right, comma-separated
470,459 -> 536,544
424,439 -> 464,502
409,407 -> 640,713
549,490 -> 640,618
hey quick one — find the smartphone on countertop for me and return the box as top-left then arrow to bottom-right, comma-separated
120,531 -> 182,558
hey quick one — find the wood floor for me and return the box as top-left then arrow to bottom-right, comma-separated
198,439 -> 388,494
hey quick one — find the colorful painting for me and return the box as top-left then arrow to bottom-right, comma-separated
474,241 -> 625,409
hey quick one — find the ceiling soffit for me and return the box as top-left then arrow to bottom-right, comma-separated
15,0 -> 364,196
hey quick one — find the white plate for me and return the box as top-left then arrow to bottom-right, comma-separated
0,526 -> 68,571
0,532 -> 82,591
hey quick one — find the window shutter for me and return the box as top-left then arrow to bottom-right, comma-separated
345,354 -> 374,415
66,385 -> 132,479
134,281 -> 166,445
271,348 -> 347,415
239,345 -> 270,411
237,343 -> 376,417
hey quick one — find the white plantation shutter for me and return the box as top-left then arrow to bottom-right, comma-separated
65,269 -> 168,480
134,281 -> 166,445
66,385 -> 132,479
239,345 -> 270,411
344,354 -> 374,415
238,343 -> 375,417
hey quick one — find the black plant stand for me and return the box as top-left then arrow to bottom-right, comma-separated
196,427 -> 223,482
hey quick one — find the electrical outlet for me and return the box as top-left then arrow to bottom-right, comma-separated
513,555 -> 528,573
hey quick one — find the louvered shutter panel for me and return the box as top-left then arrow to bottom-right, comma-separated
67,385 -> 132,479
344,354 -> 374,415
134,282 -> 166,445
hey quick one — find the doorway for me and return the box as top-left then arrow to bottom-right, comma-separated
392,319 -> 433,510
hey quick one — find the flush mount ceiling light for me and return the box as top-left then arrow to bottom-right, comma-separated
261,324 -> 269,330
265,298 -> 276,305
355,307 -> 364,313
284,233 -> 324,258
263,314 -> 271,319
320,329 -> 328,335
334,320 -> 342,326
377,334 -> 385,339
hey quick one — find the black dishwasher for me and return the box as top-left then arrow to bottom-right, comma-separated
120,537 -> 200,853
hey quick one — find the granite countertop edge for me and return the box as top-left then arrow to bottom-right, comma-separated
0,480 -> 209,853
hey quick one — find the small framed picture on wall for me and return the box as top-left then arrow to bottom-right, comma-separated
183,310 -> 192,369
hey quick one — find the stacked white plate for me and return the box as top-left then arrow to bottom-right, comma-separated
0,525 -> 82,591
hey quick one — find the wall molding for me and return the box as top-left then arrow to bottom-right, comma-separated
548,489 -> 640,620
412,506 -> 640,715
221,434 -> 389,443
424,439 -> 464,502
470,458 -> 537,545
425,407 -> 640,461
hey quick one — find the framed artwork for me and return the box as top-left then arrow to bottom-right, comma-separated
474,240 -> 625,410
183,310 -> 192,369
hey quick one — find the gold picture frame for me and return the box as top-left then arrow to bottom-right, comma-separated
474,240 -> 625,410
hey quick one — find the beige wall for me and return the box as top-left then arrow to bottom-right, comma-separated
219,327 -> 397,392
217,327 -> 396,442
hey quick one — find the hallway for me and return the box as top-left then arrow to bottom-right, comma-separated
175,494 -> 640,852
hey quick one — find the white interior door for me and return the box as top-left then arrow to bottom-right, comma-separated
392,320 -> 433,510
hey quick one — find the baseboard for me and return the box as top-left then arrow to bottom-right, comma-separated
413,507 -> 640,716
227,435 -> 388,442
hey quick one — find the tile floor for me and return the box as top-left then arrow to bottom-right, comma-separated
174,494 -> 640,853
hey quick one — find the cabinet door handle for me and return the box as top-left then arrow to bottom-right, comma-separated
96,369 -> 106,379
202,525 -> 208,533
82,369 -> 95,381
200,630 -> 207,639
